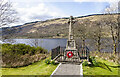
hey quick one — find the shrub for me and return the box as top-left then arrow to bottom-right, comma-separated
57,33 -> 60,36
43,49 -> 48,54
109,55 -> 115,60
51,60 -> 56,65
2,43 -> 48,67
2,43 -> 48,56
89,56 -> 95,64
92,60 -> 99,67
82,61 -> 88,66
45,59 -> 50,64
36,47 -> 48,54
89,56 -> 99,66
36,47 -> 44,53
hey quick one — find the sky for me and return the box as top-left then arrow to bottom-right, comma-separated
9,0 -> 119,26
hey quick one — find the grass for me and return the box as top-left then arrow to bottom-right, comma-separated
83,57 -> 120,75
2,58 -> 58,75
0,68 -> 1,77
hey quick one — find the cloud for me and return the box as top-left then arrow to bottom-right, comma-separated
10,0 -> 120,2
104,2 -> 118,13
30,15 -> 53,21
11,2 -> 67,26
74,0 -> 119,2
10,0 -> 119,27
73,0 -> 119,14
10,0 -> 74,3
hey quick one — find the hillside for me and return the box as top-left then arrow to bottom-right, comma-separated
2,14 -> 119,39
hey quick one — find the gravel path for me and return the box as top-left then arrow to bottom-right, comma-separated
51,63 -> 83,77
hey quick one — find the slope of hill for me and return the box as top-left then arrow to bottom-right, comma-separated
2,14 -> 119,39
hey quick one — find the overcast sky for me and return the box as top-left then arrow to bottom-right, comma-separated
9,0 -> 119,26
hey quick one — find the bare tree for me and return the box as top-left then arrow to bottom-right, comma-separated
0,0 -> 18,41
118,1 -> 120,53
104,2 -> 119,54
2,39 -> 16,44
92,21 -> 102,52
91,18 -> 109,52
27,29 -> 40,48
0,0 -> 18,27
28,39 -> 39,48
104,2 -> 118,14
102,16 -> 118,54
74,19 -> 91,48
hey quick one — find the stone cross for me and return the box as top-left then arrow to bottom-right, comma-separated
66,16 -> 77,50
69,16 -> 74,40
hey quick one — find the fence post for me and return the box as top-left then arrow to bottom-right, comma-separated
51,49 -> 53,60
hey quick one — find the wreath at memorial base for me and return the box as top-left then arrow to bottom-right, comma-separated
67,51 -> 73,58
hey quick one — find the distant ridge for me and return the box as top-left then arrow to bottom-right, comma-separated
2,13 -> 119,38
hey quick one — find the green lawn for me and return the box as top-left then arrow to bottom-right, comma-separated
83,57 -> 120,75
2,58 -> 58,75
0,68 -> 1,77
1,56 -> 120,76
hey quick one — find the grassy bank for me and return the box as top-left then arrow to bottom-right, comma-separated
83,57 -> 120,75
2,58 -> 58,75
